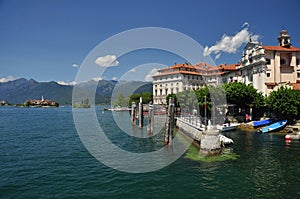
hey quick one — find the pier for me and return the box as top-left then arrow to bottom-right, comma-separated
130,97 -> 225,156
176,116 -> 222,155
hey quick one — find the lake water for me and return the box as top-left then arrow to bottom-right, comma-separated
1,106 -> 300,198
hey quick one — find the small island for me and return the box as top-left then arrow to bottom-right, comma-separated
73,98 -> 91,108
24,96 -> 59,107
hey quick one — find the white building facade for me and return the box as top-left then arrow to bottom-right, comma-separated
152,30 -> 300,104
152,62 -> 223,104
241,29 -> 300,96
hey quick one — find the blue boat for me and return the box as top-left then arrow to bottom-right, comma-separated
253,118 -> 274,128
261,120 -> 288,133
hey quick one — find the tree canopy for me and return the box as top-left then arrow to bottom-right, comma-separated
266,87 -> 300,120
129,92 -> 153,105
224,82 -> 264,108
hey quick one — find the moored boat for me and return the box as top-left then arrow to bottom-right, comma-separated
253,118 -> 274,128
216,123 -> 239,132
261,120 -> 287,133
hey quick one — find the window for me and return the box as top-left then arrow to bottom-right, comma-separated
155,90 -> 157,96
249,54 -> 253,63
266,58 -> 271,65
267,73 -> 270,77
159,89 -> 162,96
280,59 -> 286,65
298,73 -> 300,78
297,58 -> 300,65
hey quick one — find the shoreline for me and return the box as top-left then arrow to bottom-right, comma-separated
237,122 -> 300,134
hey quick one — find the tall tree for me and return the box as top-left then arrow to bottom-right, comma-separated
266,87 -> 300,120
224,82 -> 264,109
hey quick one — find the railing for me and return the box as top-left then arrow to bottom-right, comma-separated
176,115 -> 205,131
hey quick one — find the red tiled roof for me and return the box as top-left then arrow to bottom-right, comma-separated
220,63 -> 241,71
265,82 -> 277,86
158,63 -> 195,71
263,45 -> 300,52
152,69 -> 224,77
292,83 -> 300,90
154,62 -> 224,78
194,62 -> 221,71
152,70 -> 200,77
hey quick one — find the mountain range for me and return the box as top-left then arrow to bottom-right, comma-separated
0,78 -> 152,105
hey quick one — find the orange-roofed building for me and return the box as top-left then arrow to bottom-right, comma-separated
152,62 -> 223,104
241,29 -> 300,96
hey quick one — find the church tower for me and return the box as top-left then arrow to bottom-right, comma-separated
277,29 -> 291,47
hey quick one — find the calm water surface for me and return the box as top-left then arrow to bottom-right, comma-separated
1,106 -> 300,198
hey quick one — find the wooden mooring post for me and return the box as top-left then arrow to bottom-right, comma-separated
147,102 -> 154,134
138,97 -> 144,128
131,102 -> 137,126
164,97 -> 174,145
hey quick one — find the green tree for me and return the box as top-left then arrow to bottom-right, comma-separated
224,82 -> 264,109
166,93 -> 179,107
129,92 -> 153,105
113,93 -> 125,107
266,87 -> 300,120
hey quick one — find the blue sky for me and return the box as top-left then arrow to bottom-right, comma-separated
0,0 -> 299,83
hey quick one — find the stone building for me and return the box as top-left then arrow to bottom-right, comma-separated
152,62 -> 223,104
152,29 -> 300,104
241,29 -> 300,96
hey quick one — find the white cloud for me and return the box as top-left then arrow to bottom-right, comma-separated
145,68 -> 159,82
241,22 -> 249,29
130,68 -> 136,73
92,77 -> 103,81
203,25 -> 259,60
57,81 -> 77,86
72,63 -> 79,68
95,55 -> 119,67
112,77 -> 117,81
0,75 -> 16,83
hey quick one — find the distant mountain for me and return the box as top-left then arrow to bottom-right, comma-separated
0,78 -> 152,105
0,78 -> 74,104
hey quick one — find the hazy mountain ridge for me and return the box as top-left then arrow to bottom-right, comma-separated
0,78 -> 152,105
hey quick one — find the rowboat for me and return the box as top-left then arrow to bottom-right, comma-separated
253,118 -> 274,128
216,123 -> 239,132
261,120 -> 287,133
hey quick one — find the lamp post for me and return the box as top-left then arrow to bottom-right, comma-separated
211,98 -> 215,127
204,96 -> 207,130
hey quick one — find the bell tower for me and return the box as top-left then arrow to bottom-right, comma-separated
277,29 -> 291,48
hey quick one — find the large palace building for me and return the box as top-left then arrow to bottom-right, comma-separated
152,62 -> 224,104
152,29 -> 300,105
241,29 -> 300,96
